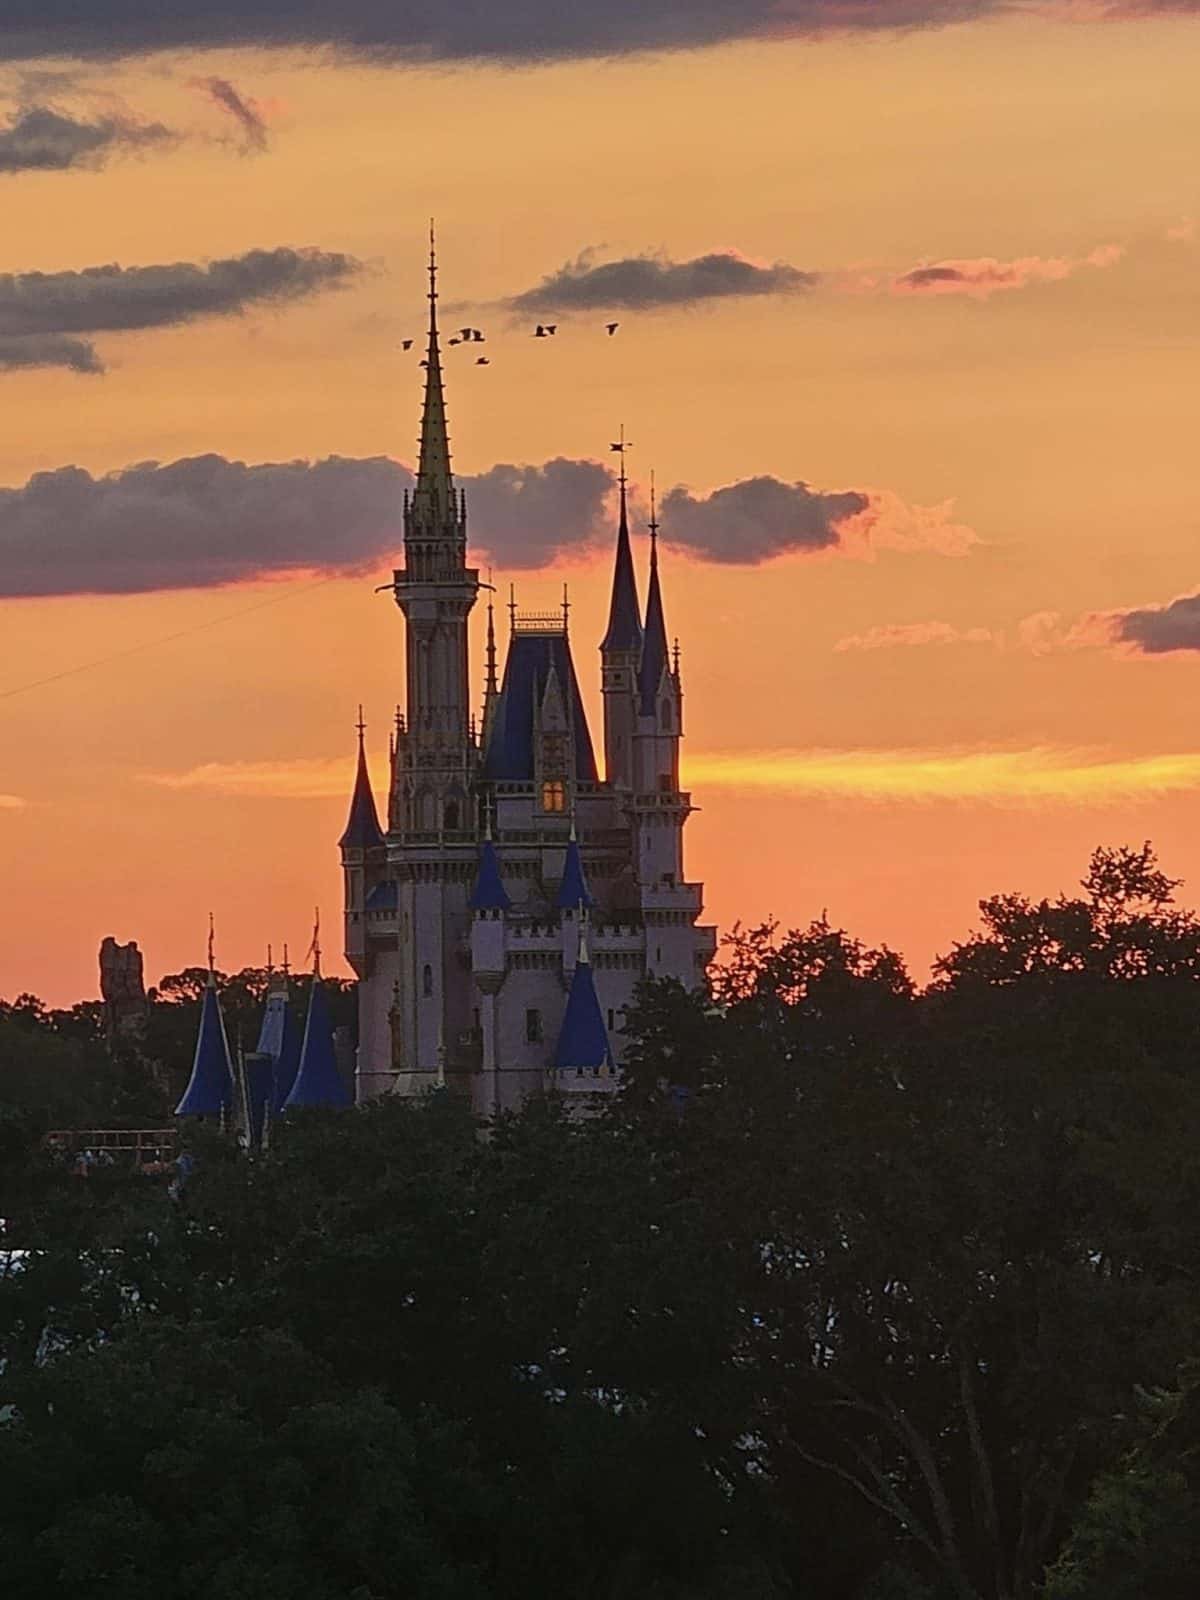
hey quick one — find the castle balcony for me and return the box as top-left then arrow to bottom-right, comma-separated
627,789 -> 693,814
641,881 -> 705,916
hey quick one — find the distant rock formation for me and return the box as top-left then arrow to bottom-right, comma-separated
99,937 -> 148,1039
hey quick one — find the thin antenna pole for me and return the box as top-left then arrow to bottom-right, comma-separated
207,912 -> 215,975
282,943 -> 291,979
311,908 -> 321,977
562,582 -> 570,634
508,582 -> 517,633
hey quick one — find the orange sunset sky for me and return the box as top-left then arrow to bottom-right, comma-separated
4,2 -> 1200,1006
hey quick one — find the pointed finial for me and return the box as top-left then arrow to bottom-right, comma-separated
508,582 -> 517,632
672,636 -> 681,678
428,217 -> 437,306
578,911 -> 591,965
267,942 -> 274,978
483,794 -> 493,842
282,942 -> 290,979
648,469 -> 660,570
308,908 -> 321,978
569,811 -> 577,843
356,703 -> 366,745
207,912 -> 216,980
562,582 -> 570,634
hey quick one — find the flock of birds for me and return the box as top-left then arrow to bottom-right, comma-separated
400,320 -> 621,368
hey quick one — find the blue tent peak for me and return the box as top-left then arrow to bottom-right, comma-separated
339,724 -> 384,849
601,477 -> 643,654
556,832 -> 594,911
175,980 -> 234,1118
285,979 -> 351,1110
469,836 -> 511,912
554,929 -> 613,1073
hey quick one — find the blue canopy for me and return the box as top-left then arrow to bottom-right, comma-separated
553,943 -> 613,1074
469,837 -> 511,911
175,982 -> 234,1118
284,979 -> 351,1110
555,835 -> 594,912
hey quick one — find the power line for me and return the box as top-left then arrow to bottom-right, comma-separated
0,575 -> 336,704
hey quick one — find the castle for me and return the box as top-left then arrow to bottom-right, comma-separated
340,246 -> 715,1112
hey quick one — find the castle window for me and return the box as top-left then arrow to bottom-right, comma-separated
541,780 -> 566,813
525,1008 -> 543,1044
607,1009 -> 614,1030
422,964 -> 433,998
661,701 -> 672,732
443,800 -> 459,830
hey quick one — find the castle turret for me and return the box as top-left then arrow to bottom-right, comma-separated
600,455 -> 642,790
553,921 -> 613,1096
341,710 -> 385,977
175,931 -> 234,1121
285,938 -> 351,1111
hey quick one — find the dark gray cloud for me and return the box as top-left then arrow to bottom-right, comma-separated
1114,593 -> 1200,654
0,247 -> 361,339
660,475 -> 869,563
0,3 -> 1007,65
0,103 -> 173,173
0,454 -> 615,597
0,333 -> 102,373
508,249 -> 819,313
196,76 -> 268,153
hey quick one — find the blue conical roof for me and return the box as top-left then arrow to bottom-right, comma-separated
175,981 -> 234,1118
339,730 -> 384,849
556,834 -> 594,911
601,480 -> 643,654
469,837 -> 511,911
285,979 -> 351,1110
638,533 -> 670,716
554,933 -> 613,1073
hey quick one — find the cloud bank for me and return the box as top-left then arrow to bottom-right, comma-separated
0,3 -> 1010,66
0,333 -> 101,373
508,250 -> 818,313
1113,592 -> 1200,654
0,247 -> 359,340
0,454 -> 973,597
0,103 -> 173,173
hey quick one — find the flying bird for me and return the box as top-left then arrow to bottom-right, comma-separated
419,359 -> 429,368
460,327 -> 473,341
610,441 -> 632,453
401,338 -> 414,350
449,337 -> 462,345
606,322 -> 619,336
546,324 -> 557,335
534,324 -> 548,337
472,329 -> 485,342
476,357 -> 490,365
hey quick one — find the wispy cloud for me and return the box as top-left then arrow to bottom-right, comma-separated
506,249 -> 818,314
835,621 -> 995,651
147,745 -> 1200,810
0,333 -> 102,373
1112,592 -> 1200,655
891,244 -> 1123,299
0,103 -> 173,173
686,745 -> 1200,805
193,76 -> 269,153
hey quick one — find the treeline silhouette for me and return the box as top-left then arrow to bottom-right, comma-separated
1,844 -> 1199,1599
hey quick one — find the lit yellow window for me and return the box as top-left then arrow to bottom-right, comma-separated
541,780 -> 566,812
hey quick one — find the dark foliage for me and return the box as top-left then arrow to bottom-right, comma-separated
1,846 -> 1198,1598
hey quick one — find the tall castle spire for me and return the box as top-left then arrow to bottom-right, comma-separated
601,431 -> 642,654
410,220 -> 455,531
638,475 -> 669,715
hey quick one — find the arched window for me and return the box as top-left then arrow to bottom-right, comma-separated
443,800 -> 459,831
661,700 -> 673,732
422,963 -> 433,998
541,780 -> 566,813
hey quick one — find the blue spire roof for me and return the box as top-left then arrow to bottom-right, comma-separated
481,631 -> 598,782
339,727 -> 384,849
284,979 -> 351,1110
556,833 -> 594,911
175,980 -> 234,1118
638,533 -> 670,716
554,930 -> 613,1073
601,478 -> 643,654
469,837 -> 511,911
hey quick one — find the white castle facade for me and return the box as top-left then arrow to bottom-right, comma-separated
341,251 -> 715,1113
